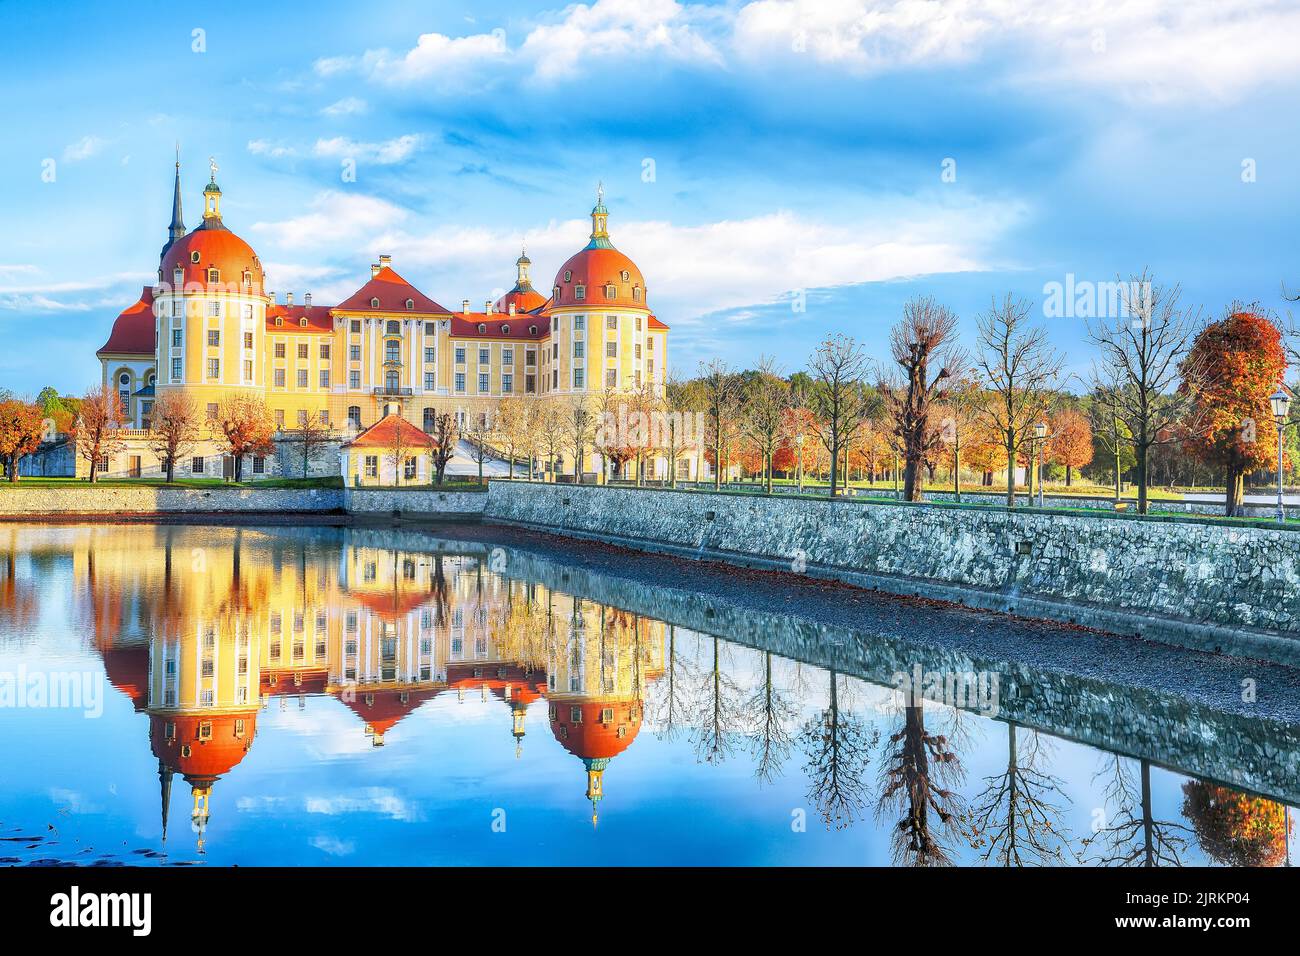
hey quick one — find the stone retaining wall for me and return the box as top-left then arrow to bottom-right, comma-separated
484,482 -> 1300,659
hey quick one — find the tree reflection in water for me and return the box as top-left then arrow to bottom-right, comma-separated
877,698 -> 968,866
798,670 -> 875,829
971,723 -> 1074,866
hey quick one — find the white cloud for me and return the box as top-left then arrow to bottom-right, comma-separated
251,191 -> 409,251
247,139 -> 298,159
62,135 -> 105,163
321,96 -> 368,117
732,0 -> 1300,103
0,270 -> 153,313
315,29 -> 508,90
313,134 -> 423,165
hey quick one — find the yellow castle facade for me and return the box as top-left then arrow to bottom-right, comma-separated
95,160 -> 675,482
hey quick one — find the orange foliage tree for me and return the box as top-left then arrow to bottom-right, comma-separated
74,384 -> 126,483
1182,781 -> 1291,867
1179,309 -> 1288,516
1048,409 -> 1094,486
215,394 -> 276,482
0,399 -> 46,482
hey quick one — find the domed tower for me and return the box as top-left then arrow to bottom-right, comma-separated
546,185 -> 664,397
154,158 -> 270,414
494,246 -> 547,315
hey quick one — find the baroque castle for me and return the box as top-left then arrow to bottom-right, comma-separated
95,159 -> 671,482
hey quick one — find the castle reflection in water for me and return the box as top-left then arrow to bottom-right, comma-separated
1,523 -> 1293,867
61,525 -> 661,849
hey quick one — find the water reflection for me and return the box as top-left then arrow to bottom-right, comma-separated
0,524 -> 1294,867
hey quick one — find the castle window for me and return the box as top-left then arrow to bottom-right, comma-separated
563,270 -> 572,282
386,320 -> 400,335
575,285 -> 585,300
501,324 -> 510,335
300,317 -> 308,327
477,323 -> 486,334
348,406 -> 361,428
621,270 -> 629,281
191,251 -> 200,264
406,299 -> 414,310
370,297 -> 380,308
385,339 -> 401,363
173,268 -> 183,286
207,268 -> 220,283
423,408 -> 435,431
529,325 -> 537,335
553,286 -> 561,301
207,329 -> 220,347
605,284 -> 616,299
242,270 -> 251,289
275,316 -> 283,327
633,286 -> 641,302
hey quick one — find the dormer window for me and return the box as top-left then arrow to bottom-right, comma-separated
563,270 -> 572,282
501,324 -> 510,335
553,286 -> 561,301
370,297 -> 380,308
173,268 -> 183,286
242,270 -> 251,289
477,323 -> 487,334
633,286 -> 641,302
405,298 -> 414,310
190,251 -> 201,264
575,285 -> 585,301
604,284 -> 616,300
300,317 -> 308,327
529,324 -> 538,335
276,316 -> 284,327
207,268 -> 220,283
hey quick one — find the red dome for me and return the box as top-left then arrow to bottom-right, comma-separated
550,699 -> 642,760
160,225 -> 264,293
495,286 -> 547,313
552,247 -> 646,310
150,712 -> 257,785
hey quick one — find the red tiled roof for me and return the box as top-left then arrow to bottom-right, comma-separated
550,699 -> 642,760
97,286 -> 156,356
266,304 -> 334,333
648,315 -> 668,330
160,224 -> 264,293
494,285 -> 548,314
341,412 -> 438,450
336,265 -> 449,314
448,313 -> 550,340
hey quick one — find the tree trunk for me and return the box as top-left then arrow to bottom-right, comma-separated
1065,465 -> 1072,487
1225,465 -> 1245,517
1006,442 -> 1016,508
1136,442 -> 1150,515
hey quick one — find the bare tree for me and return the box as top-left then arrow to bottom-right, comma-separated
746,651 -> 797,785
690,636 -> 745,765
75,384 -> 126,483
698,359 -> 742,490
807,335 -> 873,498
974,295 -> 1063,507
283,412 -> 333,479
494,396 -> 531,480
465,411 -> 492,485
385,413 -> 414,486
1088,272 -> 1204,514
971,724 -> 1074,866
427,411 -> 458,485
879,298 -> 967,501
661,373 -> 699,488
1082,755 -> 1190,867
742,356 -> 791,494
798,670 -> 876,828
147,390 -> 199,483
563,393 -> 595,484
877,699 -> 968,866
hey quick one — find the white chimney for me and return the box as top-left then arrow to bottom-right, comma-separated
508,303 -> 516,316
286,292 -> 294,306
371,263 -> 380,278
379,254 -> 392,269
484,299 -> 492,314
304,292 -> 312,308
462,299 -> 470,314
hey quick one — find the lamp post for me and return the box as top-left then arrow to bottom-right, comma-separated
1034,421 -> 1048,508
1270,388 -> 1292,524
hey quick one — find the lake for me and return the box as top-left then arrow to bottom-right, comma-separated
0,522 -> 1293,867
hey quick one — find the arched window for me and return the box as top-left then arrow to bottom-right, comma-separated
563,270 -> 572,282
370,297 -> 380,308
604,284 -> 616,300
528,325 -> 538,335
501,324 -> 510,335
117,372 -> 131,414
347,406 -> 361,428
553,286 -> 561,301
632,286 -> 641,302
477,323 -> 486,334
405,299 -> 414,310
385,370 -> 400,392
300,317 -> 308,327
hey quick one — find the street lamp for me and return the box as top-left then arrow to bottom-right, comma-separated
1033,421 -> 1048,508
1270,387 -> 1292,524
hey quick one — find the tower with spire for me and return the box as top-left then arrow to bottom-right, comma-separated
160,149 -> 186,263
586,182 -> 614,250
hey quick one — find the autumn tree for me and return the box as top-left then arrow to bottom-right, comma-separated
933,377 -> 983,499
494,396 -> 533,480
698,359 -> 743,490
879,298 -> 967,501
806,335 -> 873,497
283,410 -> 332,479
536,399 -> 567,481
427,411 -> 458,485
1181,781 -> 1291,867
1179,308 -> 1288,516
563,393 -> 595,483
1087,273 -> 1203,513
465,411 -> 493,485
75,384 -> 126,483
593,385 -> 637,481
661,373 -> 700,488
0,399 -> 46,482
975,295 -> 1062,507
741,356 -> 791,494
214,393 -> 275,482
1047,408 -> 1094,487
147,390 -> 200,482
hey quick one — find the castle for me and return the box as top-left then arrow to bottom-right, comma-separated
95,159 -> 672,482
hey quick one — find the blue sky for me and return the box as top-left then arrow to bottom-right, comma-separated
1,0 -> 1298,395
